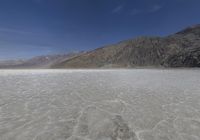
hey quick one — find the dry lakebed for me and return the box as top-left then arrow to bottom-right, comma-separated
0,69 -> 200,140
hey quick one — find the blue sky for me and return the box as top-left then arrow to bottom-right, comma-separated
0,0 -> 200,59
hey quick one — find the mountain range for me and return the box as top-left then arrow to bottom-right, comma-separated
0,53 -> 80,69
1,24 -> 200,69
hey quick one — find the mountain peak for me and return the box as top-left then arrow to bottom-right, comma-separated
176,24 -> 200,36
52,24 -> 200,68
190,24 -> 200,28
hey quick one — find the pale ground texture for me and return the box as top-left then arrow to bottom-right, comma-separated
0,69 -> 200,140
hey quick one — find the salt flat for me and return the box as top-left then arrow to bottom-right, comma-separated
0,69 -> 200,140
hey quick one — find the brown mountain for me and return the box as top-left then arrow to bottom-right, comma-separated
52,24 -> 200,68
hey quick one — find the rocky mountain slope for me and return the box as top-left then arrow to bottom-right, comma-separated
52,24 -> 200,68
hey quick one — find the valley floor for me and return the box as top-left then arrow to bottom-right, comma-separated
0,69 -> 200,140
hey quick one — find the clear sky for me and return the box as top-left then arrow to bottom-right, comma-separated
0,0 -> 200,60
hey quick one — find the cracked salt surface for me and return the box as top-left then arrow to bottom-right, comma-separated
0,69 -> 200,140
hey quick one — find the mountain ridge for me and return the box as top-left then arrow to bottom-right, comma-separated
1,24 -> 200,69
0,53 -> 81,69
52,24 -> 200,68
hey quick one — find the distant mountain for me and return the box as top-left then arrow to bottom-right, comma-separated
1,24 -> 200,69
0,53 -> 80,69
0,59 -> 26,68
52,24 -> 200,68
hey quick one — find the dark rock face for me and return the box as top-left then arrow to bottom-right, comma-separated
53,24 -> 200,68
164,48 -> 200,67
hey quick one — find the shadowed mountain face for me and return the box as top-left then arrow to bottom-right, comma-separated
52,25 -> 200,68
